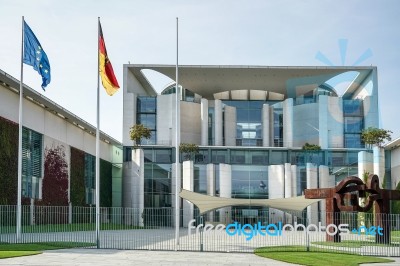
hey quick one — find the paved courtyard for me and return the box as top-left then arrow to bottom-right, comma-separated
0,248 -> 298,266
1,248 -> 400,266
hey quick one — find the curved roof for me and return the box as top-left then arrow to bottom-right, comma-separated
126,64 -> 374,100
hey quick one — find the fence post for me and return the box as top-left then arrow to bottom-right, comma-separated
68,202 -> 72,224
200,215 -> 204,252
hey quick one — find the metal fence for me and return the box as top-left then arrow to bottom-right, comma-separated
0,205 -> 399,256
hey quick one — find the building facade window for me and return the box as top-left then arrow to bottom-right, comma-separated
84,153 -> 95,205
136,97 -> 157,145
22,128 -> 42,199
343,99 -> 364,148
223,101 -> 263,147
273,108 -> 283,147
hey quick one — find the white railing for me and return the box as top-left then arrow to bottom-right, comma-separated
0,205 -> 399,255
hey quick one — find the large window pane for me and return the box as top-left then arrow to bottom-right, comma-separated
137,97 -> 156,113
137,114 -> 156,130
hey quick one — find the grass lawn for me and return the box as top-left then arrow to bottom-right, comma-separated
0,241 -> 95,259
0,241 -> 95,251
254,246 -> 394,266
0,251 -> 41,259
313,240 -> 400,248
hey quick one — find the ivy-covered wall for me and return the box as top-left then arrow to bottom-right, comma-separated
38,145 -> 69,206
0,117 -> 18,205
70,147 -> 86,206
100,159 -> 112,207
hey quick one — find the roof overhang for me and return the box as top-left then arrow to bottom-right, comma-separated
126,64 -> 374,100
0,69 -> 121,147
385,137 -> 400,150
180,189 -> 321,214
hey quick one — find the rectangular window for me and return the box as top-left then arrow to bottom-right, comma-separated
211,149 -> 227,164
344,117 -> 363,133
84,153 -> 95,205
137,97 -> 157,113
345,134 -> 363,148
270,150 -> 287,165
22,128 -> 42,198
154,149 -> 172,163
343,100 -> 363,116
137,97 -> 157,145
137,114 -> 156,130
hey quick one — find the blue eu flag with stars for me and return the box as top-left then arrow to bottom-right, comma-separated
23,21 -> 51,90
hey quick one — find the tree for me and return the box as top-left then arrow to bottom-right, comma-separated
302,142 -> 321,151
179,143 -> 199,160
361,127 -> 392,148
129,124 -> 151,147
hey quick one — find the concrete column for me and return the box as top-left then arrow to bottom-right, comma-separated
201,98 -> 209,146
319,95 -> 329,149
284,163 -> 292,224
358,151 -> 373,180
122,149 -> 144,226
207,164 -> 215,196
373,146 -> 385,186
219,163 -> 232,224
291,165 -> 297,196
215,99 -> 223,146
182,161 -> 194,227
123,92 -> 136,146
319,165 -> 334,226
268,164 -> 284,223
224,105 -> 236,146
157,94 -> 174,146
207,164 -> 215,222
306,163 -> 318,225
326,96 -> 344,148
283,98 -> 293,148
284,163 -> 292,198
262,104 -> 270,147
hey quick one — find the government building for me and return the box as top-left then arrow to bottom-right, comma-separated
122,64 -> 400,225
1,65 -> 400,226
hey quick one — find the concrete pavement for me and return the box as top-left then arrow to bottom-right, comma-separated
1,248 -> 400,265
0,248 -> 298,266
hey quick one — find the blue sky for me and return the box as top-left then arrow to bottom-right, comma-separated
0,0 -> 399,142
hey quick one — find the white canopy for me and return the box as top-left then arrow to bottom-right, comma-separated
179,189 -> 321,214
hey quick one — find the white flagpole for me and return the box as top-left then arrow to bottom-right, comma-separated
174,17 -> 180,249
17,15 -> 25,242
95,17 -> 101,249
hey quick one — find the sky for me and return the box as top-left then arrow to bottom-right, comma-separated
0,0 -> 399,143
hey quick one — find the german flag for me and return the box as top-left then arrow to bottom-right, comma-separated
99,22 -> 120,96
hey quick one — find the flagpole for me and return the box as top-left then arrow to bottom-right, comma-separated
95,17 -> 101,249
174,17 -> 180,249
17,16 -> 25,242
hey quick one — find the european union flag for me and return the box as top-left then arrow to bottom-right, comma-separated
23,21 -> 51,90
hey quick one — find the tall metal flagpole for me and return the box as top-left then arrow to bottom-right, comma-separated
174,17 -> 181,249
17,16 -> 25,242
95,17 -> 101,249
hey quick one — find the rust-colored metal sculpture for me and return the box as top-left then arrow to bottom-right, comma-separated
305,174 -> 400,243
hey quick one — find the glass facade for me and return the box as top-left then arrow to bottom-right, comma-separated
134,148 -> 174,208
231,165 -> 268,199
22,128 -> 42,198
137,97 -> 157,145
343,100 -> 364,148
273,108 -> 283,147
222,101 -> 264,147
84,153 -> 95,205
131,146 -> 368,207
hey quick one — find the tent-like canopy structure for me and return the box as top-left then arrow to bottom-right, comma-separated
179,189 -> 322,214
